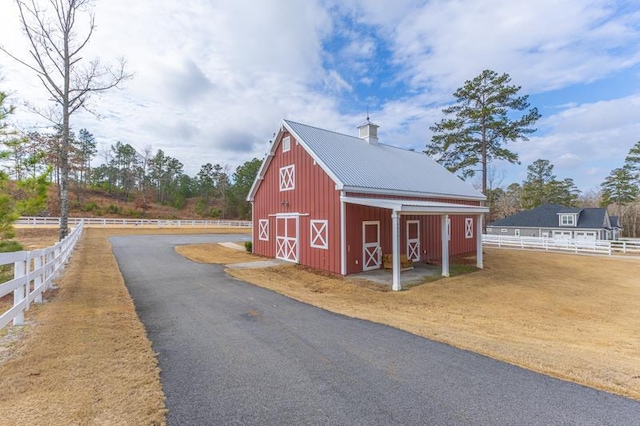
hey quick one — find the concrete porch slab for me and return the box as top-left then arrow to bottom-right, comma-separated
226,259 -> 290,269
346,263 -> 440,287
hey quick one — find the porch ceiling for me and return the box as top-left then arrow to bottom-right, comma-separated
340,196 -> 489,215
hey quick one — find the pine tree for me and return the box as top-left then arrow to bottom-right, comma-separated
600,167 -> 639,218
426,69 -> 540,195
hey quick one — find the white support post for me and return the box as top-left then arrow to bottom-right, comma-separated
340,198 -> 347,275
392,211 -> 401,291
441,214 -> 449,277
476,214 -> 483,269
13,259 -> 25,325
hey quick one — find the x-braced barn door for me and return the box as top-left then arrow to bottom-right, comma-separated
276,215 -> 298,262
406,220 -> 420,262
363,221 -> 381,271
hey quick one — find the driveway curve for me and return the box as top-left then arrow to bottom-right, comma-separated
111,234 -> 640,425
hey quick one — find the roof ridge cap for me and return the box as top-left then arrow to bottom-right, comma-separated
284,119 -> 363,141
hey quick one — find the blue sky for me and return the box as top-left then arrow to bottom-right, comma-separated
1,0 -> 639,193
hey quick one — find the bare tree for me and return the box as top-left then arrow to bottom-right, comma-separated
1,0 -> 130,239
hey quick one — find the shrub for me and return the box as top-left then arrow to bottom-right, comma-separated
82,201 -> 99,212
0,240 -> 23,252
126,209 -> 144,218
244,241 -> 252,253
106,204 -> 120,214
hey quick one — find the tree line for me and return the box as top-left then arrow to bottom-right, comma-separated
3,124 -> 262,220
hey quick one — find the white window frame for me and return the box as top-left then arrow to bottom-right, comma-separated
501,228 -> 508,233
560,214 -> 575,226
310,220 -> 328,249
279,164 -> 295,191
553,230 -> 572,239
464,218 -> 473,239
514,229 -> 521,237
282,135 -> 291,153
258,219 -> 269,241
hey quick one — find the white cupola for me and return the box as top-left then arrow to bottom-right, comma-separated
357,118 -> 379,145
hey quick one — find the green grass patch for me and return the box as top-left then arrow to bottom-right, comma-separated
420,263 -> 479,284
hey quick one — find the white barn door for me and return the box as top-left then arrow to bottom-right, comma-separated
276,215 -> 298,262
406,220 -> 420,262
363,221 -> 381,271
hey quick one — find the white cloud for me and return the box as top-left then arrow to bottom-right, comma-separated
341,0 -> 640,96
516,94 -> 640,189
1,0 -> 640,193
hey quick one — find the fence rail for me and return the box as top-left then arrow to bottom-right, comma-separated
16,217 -> 252,228
0,221 -> 84,330
482,234 -> 640,255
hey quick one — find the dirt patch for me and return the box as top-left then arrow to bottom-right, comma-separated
178,243 -> 640,400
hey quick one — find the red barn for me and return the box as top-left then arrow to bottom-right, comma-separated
247,119 -> 489,291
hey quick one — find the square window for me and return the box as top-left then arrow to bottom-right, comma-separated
310,220 -> 328,249
258,219 -> 269,241
279,165 -> 295,191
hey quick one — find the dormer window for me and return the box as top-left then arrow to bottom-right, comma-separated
560,214 -> 575,226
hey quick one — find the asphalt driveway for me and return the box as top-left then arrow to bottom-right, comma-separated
111,234 -> 640,425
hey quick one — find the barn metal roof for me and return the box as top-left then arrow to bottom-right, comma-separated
283,120 -> 486,201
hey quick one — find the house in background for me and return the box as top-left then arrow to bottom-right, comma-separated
247,119 -> 489,291
487,204 -> 620,240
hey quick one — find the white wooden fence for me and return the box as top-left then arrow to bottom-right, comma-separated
16,216 -> 252,228
483,234 -> 640,255
0,221 -> 84,330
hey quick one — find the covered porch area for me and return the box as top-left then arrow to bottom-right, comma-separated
341,196 -> 489,291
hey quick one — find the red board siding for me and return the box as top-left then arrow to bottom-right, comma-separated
252,131 -> 341,274
344,203 -> 480,274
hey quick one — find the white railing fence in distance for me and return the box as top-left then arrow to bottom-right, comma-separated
482,234 -> 640,256
0,220 -> 85,330
16,217 -> 252,228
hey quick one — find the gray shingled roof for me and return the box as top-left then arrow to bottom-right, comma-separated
283,120 -> 485,200
610,216 -> 620,228
489,204 -> 609,229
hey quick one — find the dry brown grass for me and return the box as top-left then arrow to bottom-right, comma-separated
2,227 -> 637,425
0,228 -> 169,425
175,243 -> 256,264
178,244 -> 640,400
0,227 -> 249,424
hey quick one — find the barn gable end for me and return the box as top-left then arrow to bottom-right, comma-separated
251,128 -> 342,274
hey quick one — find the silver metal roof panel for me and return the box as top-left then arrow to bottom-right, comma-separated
284,120 -> 485,201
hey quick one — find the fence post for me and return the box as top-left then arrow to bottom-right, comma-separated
44,248 -> 52,291
13,258 -> 26,325
24,252 -> 32,311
